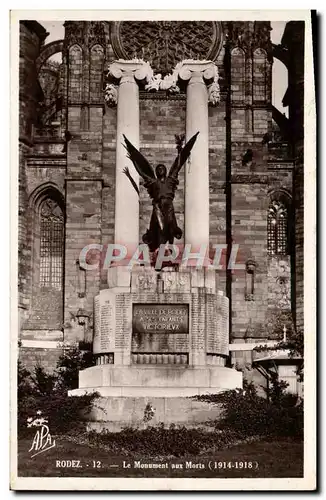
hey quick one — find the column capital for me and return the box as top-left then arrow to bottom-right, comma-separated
177,60 -> 217,83
176,60 -> 220,106
109,59 -> 153,84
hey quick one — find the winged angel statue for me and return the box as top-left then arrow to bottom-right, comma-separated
122,132 -> 199,252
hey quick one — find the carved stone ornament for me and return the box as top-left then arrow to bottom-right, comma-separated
137,273 -> 157,290
177,60 -> 221,106
145,72 -> 180,94
105,59 -> 220,105
40,199 -> 64,222
277,276 -> 291,309
246,259 -> 256,274
63,21 -> 106,49
163,273 -> 188,290
105,60 -> 154,105
63,21 -> 84,47
144,60 -> 183,94
253,21 -> 273,56
144,59 -> 220,103
104,83 -> 118,106
89,21 -> 106,47
109,59 -> 154,83
110,21 -> 223,74
222,21 -> 272,59
268,258 -> 291,310
208,80 -> 220,106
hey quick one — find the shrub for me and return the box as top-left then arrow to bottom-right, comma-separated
18,361 -> 35,434
18,361 -> 33,400
55,346 -> 96,390
195,379 -> 303,439
29,391 -> 98,434
18,349 -> 97,436
30,365 -> 56,397
85,423 -> 239,457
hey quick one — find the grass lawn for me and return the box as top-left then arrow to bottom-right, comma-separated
18,436 -> 303,478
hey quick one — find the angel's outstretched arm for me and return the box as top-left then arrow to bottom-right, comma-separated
123,167 -> 139,196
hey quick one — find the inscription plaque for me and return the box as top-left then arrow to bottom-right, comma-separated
93,291 -> 116,354
133,304 -> 189,334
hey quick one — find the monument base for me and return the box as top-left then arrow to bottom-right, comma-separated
69,364 -> 242,431
69,267 -> 243,431
69,364 -> 242,398
79,396 -> 224,433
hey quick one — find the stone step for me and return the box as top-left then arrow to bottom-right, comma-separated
72,364 -> 242,395
81,395 -> 223,432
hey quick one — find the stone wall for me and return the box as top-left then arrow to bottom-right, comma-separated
19,347 -> 63,373
19,21 -> 48,321
284,22 -> 304,336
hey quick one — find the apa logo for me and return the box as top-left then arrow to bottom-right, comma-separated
27,411 -> 56,458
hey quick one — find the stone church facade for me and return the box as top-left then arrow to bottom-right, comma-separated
18,20 -> 304,390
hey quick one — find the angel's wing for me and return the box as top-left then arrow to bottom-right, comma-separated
168,131 -> 199,178
123,135 -> 156,181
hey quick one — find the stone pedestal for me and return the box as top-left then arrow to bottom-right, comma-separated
70,268 -> 242,420
92,267 -> 230,368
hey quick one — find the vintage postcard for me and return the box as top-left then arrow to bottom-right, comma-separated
10,9 -> 316,491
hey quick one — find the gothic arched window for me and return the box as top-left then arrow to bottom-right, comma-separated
267,200 -> 288,256
253,48 -> 267,102
39,199 -> 64,290
231,47 -> 245,102
68,44 -> 82,102
90,44 -> 104,102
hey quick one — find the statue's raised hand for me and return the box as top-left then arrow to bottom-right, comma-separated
122,165 -> 139,196
122,166 -> 130,177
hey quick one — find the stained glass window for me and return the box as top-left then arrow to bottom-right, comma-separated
267,200 -> 288,256
40,199 -> 64,289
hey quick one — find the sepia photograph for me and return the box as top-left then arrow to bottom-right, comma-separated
10,10 -> 316,491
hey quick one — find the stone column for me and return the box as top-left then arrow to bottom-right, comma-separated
178,61 -> 218,252
109,61 -> 152,249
